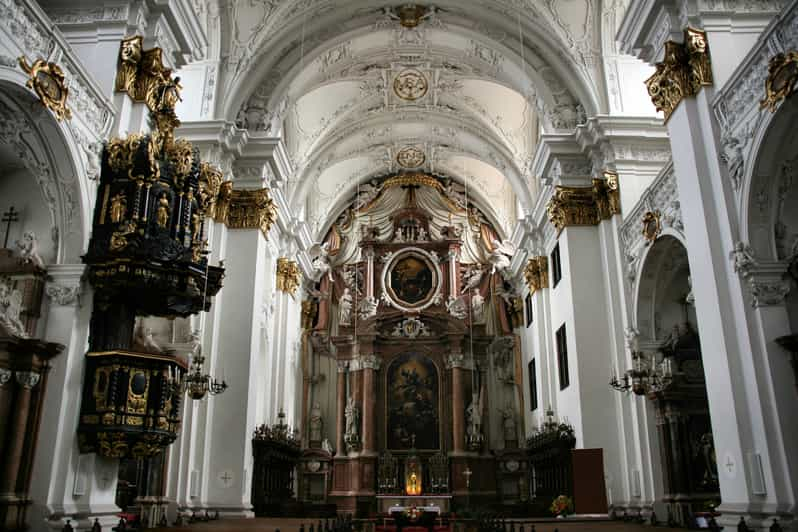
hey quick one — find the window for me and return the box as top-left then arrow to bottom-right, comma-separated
528,359 -> 538,411
551,243 -> 562,287
525,293 -> 533,327
556,324 -> 569,390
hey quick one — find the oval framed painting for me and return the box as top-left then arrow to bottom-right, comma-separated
382,247 -> 440,312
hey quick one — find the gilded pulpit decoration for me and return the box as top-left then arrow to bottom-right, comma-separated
276,258 -> 302,295
114,36 -> 177,112
224,188 -> 278,238
198,163 -> 224,219
524,256 -> 549,295
642,211 -> 662,243
761,51 -> 798,112
595,171 -> 621,218
17,57 -> 71,121
645,28 -> 713,122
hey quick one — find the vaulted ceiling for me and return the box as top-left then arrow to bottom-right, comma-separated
211,0 -> 625,239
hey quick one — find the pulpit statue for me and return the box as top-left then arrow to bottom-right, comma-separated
309,402 -> 323,445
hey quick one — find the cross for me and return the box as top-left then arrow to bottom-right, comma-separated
219,471 -> 233,484
463,467 -> 472,489
2,206 -> 19,249
725,456 -> 735,474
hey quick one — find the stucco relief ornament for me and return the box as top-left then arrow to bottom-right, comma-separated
45,283 -> 81,306
730,242 -> 756,274
760,50 -> 798,112
396,146 -> 425,169
17,57 -> 72,121
0,277 -> 27,338
641,211 -> 662,244
393,69 -> 428,101
15,231 -> 45,269
358,296 -> 378,320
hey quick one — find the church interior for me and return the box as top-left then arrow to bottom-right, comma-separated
0,0 -> 797,531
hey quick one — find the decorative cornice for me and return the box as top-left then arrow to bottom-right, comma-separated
216,187 -> 278,238
524,256 -> 549,295
645,27 -> 713,122
276,257 -> 302,295
546,174 -> 620,232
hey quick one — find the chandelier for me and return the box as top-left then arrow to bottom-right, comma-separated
610,351 -> 673,396
184,351 -> 228,400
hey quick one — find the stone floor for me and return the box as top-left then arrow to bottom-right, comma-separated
150,518 -> 679,532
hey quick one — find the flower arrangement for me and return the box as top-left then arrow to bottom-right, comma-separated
403,506 -> 421,521
550,495 -> 573,517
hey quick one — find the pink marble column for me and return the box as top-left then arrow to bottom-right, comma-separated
361,355 -> 380,454
335,362 -> 347,457
0,371 -> 39,496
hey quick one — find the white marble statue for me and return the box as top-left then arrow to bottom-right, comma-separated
345,396 -> 359,438
0,278 -> 27,337
321,438 -> 334,454
488,238 -> 516,274
502,403 -> 517,442
15,231 -> 45,269
446,295 -> 467,319
309,402 -> 323,443
461,266 -> 483,294
471,289 -> 485,321
730,242 -> 756,273
310,242 -> 333,281
339,288 -> 353,326
466,393 -> 482,436
358,295 -> 378,320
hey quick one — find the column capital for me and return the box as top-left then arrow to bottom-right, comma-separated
0,368 -> 12,388
276,257 -> 302,295
446,353 -> 474,370
737,260 -> 791,308
337,360 -> 349,373
359,354 -> 381,371
15,370 -> 40,389
546,173 -> 621,232
524,256 -> 549,295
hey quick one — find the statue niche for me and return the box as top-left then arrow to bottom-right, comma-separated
386,353 -> 439,450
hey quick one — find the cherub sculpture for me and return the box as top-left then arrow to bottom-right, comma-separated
15,231 -> 45,269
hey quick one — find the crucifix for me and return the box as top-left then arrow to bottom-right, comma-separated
463,466 -> 472,489
724,455 -> 735,474
2,206 -> 19,249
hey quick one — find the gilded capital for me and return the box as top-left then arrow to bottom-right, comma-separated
645,27 -> 713,122
276,257 -> 302,295
524,256 -> 549,295
197,163 -> 224,218
546,173 -> 620,232
114,36 -> 180,114
218,187 -> 278,238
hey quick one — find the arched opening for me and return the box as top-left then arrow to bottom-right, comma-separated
635,235 -> 718,526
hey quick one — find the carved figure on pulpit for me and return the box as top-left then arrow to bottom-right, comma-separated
133,323 -> 163,354
0,278 -> 27,337
15,231 -> 45,269
309,402 -> 323,444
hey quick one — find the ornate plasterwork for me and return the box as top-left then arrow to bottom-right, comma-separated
620,162 -> 683,288
45,283 -> 81,306
645,27 -> 713,122
18,57 -> 71,121
760,50 -> 798,112
276,257 -> 302,295
523,256 -> 549,295
15,370 -> 40,389
393,69 -> 428,101
396,146 -> 426,169
713,2 -> 798,193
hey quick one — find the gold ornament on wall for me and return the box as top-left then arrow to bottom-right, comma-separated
17,57 -> 72,121
645,27 -> 713,122
197,163 -> 224,218
223,188 -> 278,238
546,172 -> 620,232
276,258 -> 302,295
114,36 -> 180,113
641,211 -> 662,243
524,256 -> 549,295
760,50 -> 798,112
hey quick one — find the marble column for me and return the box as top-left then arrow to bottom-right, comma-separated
0,371 -> 39,500
449,354 -> 466,454
361,355 -> 380,455
336,362 -> 347,458
0,369 -> 12,455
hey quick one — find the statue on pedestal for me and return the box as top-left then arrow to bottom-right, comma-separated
309,402 -> 323,445
502,403 -> 517,444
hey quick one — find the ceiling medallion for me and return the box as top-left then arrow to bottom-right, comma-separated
761,50 -> 798,112
396,146 -> 426,169
17,57 -> 72,121
393,69 -> 428,101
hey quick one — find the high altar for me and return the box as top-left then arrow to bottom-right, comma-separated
295,173 -> 529,515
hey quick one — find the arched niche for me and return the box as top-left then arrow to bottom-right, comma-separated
0,79 -> 90,264
634,235 -> 696,344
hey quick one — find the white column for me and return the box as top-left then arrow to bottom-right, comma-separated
28,265 -> 121,532
201,226 -> 267,517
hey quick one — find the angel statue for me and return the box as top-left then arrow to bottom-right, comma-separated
488,238 -> 516,275
309,242 -> 333,281
133,323 -> 163,354
15,231 -> 46,269
461,266 -> 483,294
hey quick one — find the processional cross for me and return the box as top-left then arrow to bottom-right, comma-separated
2,206 -> 19,249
